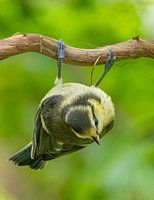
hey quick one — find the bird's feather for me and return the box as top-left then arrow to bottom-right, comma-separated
31,94 -> 86,161
9,143 -> 46,170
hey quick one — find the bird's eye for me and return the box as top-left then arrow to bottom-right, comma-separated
94,115 -> 98,127
91,106 -> 98,127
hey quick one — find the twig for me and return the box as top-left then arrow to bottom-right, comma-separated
0,34 -> 154,66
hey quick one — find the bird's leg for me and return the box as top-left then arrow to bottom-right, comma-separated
55,39 -> 65,85
94,51 -> 116,87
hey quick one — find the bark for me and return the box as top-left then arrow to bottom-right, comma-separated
0,34 -> 154,66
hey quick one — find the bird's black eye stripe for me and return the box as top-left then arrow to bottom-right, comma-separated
91,106 -> 98,128
94,115 -> 98,127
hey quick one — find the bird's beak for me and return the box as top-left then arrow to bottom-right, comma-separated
92,134 -> 100,145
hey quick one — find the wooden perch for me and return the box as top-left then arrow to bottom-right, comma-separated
0,34 -> 154,66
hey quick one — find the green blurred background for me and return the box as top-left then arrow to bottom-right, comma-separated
0,0 -> 154,199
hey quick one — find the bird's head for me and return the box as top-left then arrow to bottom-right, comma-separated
62,94 -> 114,145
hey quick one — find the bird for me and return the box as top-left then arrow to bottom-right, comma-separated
9,40 -> 115,170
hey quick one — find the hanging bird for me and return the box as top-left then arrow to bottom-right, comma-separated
9,40 -> 115,170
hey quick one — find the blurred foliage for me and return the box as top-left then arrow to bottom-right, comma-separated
0,0 -> 154,200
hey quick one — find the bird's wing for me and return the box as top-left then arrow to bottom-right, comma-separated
31,106 -> 54,159
31,95 -> 64,159
42,144 -> 86,161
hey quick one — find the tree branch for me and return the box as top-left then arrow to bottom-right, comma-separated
0,34 -> 154,66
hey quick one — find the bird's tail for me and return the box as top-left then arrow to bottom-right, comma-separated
9,143 -> 46,170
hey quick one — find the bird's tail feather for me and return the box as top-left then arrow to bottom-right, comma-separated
9,143 -> 46,170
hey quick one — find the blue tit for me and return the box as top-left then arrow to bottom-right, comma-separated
9,40 -> 115,170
